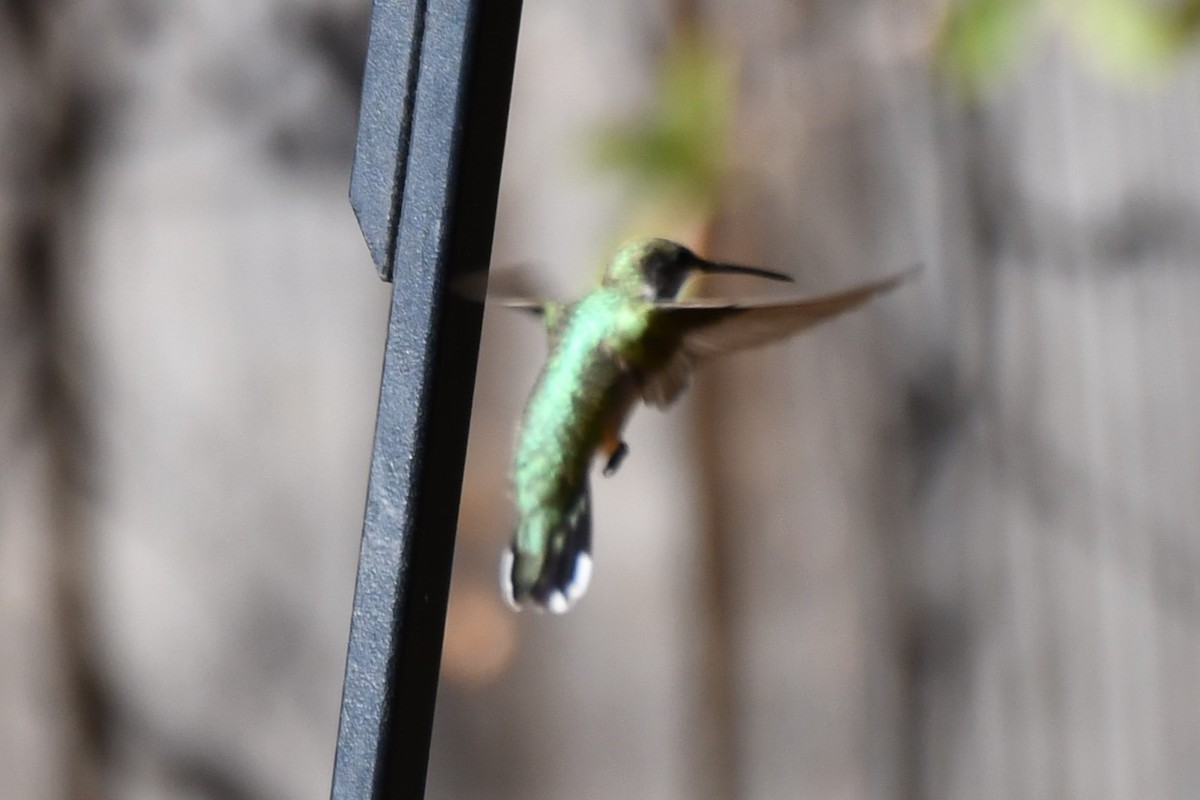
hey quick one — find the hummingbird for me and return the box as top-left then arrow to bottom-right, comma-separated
500,237 -> 914,613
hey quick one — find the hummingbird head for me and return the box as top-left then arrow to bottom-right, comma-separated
603,238 -> 793,300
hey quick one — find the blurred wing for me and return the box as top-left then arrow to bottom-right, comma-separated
453,266 -> 568,342
638,267 -> 916,408
495,297 -> 550,316
496,298 -> 569,346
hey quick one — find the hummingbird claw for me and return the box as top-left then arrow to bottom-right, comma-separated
602,442 -> 629,476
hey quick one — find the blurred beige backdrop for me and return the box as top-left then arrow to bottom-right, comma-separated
4,1 -> 1200,799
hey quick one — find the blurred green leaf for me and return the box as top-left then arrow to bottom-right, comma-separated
1066,0 -> 1200,77
936,0 -> 1040,95
592,34 -> 733,213
936,0 -> 1200,92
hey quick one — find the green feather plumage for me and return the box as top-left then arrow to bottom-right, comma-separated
510,288 -> 649,590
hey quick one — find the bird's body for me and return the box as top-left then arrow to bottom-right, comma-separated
501,238 -> 913,613
512,290 -> 644,515
507,290 -> 644,610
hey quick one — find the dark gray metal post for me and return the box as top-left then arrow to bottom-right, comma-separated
331,1 -> 522,798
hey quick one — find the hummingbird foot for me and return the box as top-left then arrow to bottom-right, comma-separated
602,442 -> 629,476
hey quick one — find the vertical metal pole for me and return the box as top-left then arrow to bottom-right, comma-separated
331,1 -> 522,798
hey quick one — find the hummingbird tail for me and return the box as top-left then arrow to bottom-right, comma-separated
502,480 -> 592,614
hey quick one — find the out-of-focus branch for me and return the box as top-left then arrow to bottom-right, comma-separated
5,3 -> 108,798
590,18 -> 742,797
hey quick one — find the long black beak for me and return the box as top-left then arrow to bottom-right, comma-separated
696,257 -> 794,282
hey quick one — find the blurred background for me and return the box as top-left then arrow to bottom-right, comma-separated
4,0 -> 1200,798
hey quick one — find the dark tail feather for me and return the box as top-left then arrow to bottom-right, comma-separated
503,480 -> 592,614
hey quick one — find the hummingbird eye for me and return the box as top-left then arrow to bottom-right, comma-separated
643,243 -> 696,299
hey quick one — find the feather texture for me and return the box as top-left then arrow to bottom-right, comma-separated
635,267 -> 916,408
